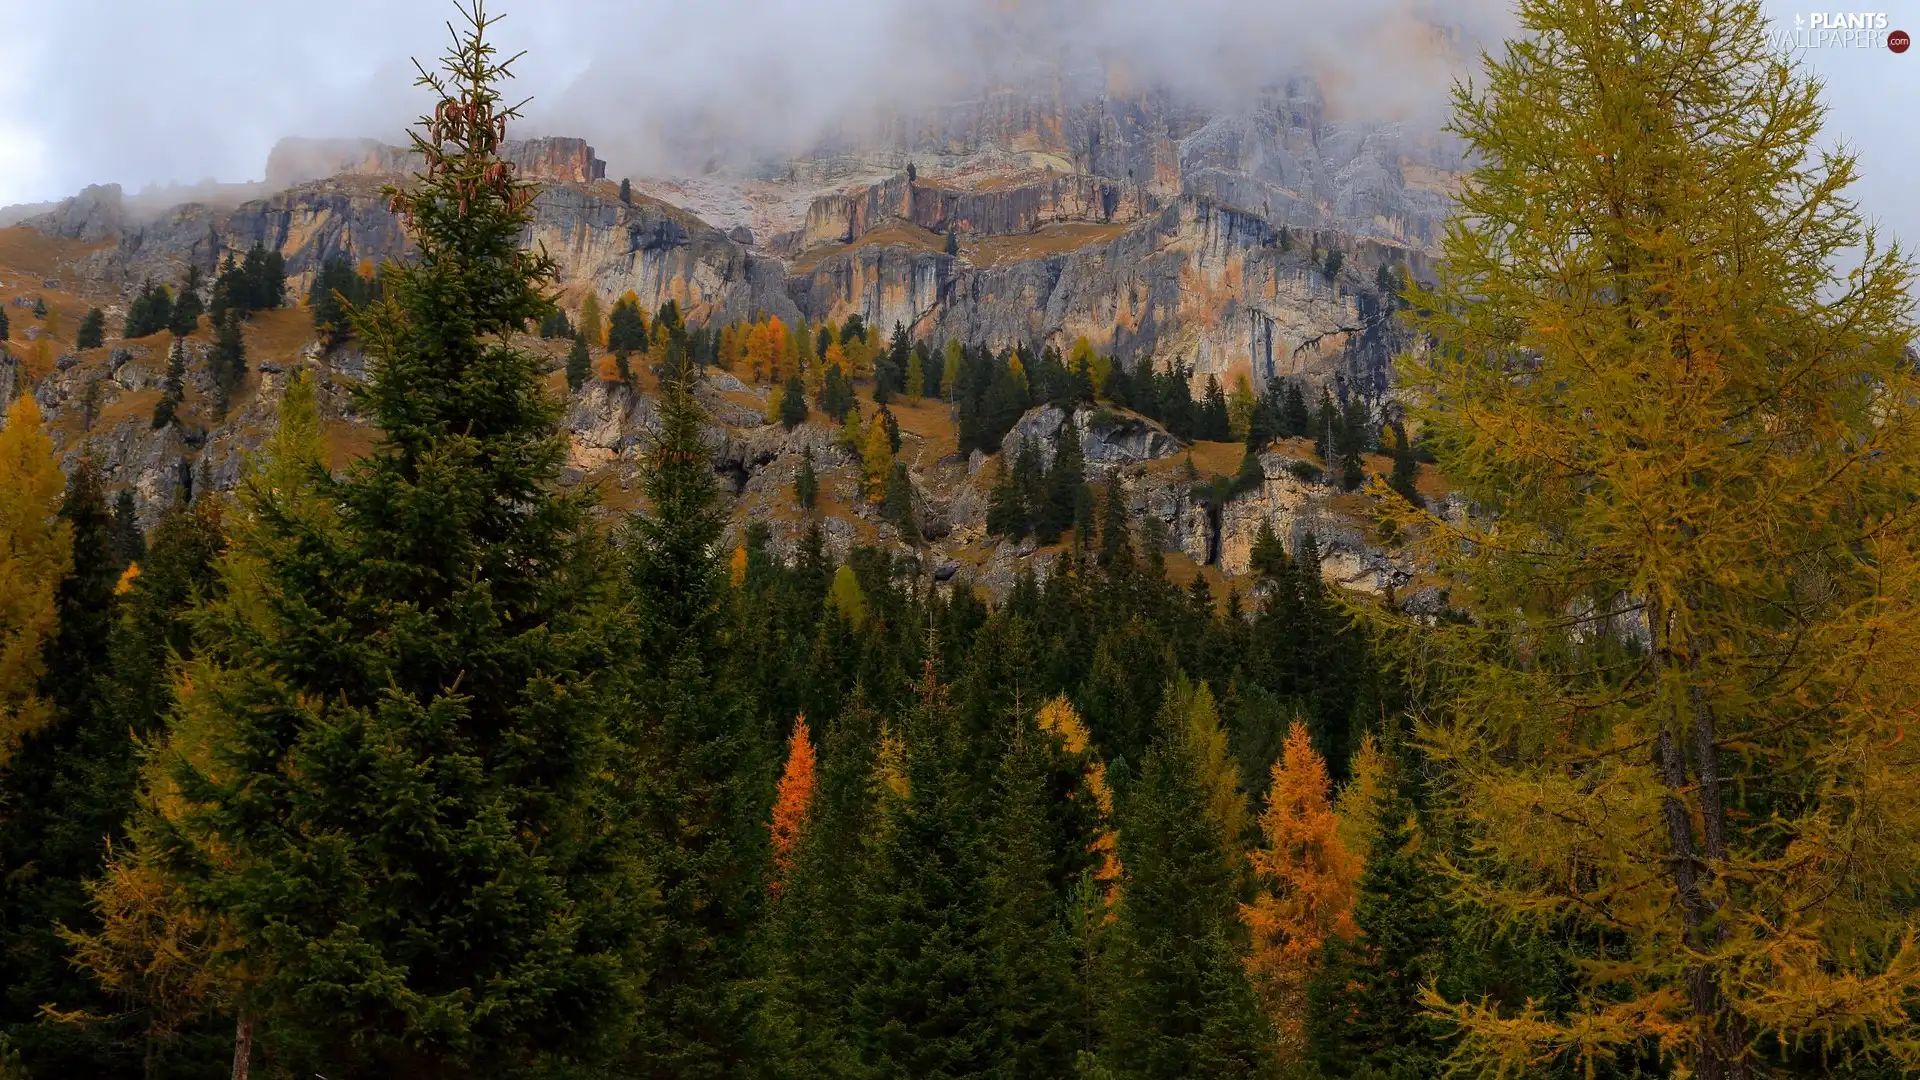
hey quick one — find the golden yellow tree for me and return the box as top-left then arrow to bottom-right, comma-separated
0,395 -> 72,766
862,413 -> 892,503
579,290 -> 603,347
1331,733 -> 1387,864
1241,721 -> 1358,1054
1373,1 -> 1920,1075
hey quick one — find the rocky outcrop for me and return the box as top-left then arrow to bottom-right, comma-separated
264,135 -> 606,188
33,184 -> 127,242
801,171 -> 1143,250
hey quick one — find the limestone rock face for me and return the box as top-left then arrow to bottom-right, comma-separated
34,184 -> 127,242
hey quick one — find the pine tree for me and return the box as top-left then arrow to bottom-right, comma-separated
946,228 -> 959,257
627,342 -> 770,1077
781,372 -> 809,429
168,266 -> 204,336
794,446 -> 818,511
567,329 -> 591,390
862,413 -> 893,504
0,304 -> 9,342
986,457 -> 1028,541
149,12 -> 649,1073
76,308 -> 105,349
883,461 -> 915,540
150,337 -> 186,429
618,176 -> 632,204
1098,677 -> 1272,1080
108,491 -> 144,570
0,396 -> 69,768
1281,380 -> 1310,439
1305,760 -> 1449,1080
123,280 -> 172,339
209,312 -> 245,417
1375,0 -> 1920,1074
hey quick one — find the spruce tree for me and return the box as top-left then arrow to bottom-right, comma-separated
883,461 -> 915,540
626,344 -> 770,1078
0,304 -> 9,342
209,312 -> 245,418
108,490 -> 145,569
1281,380 -> 1310,439
1098,680 -> 1272,1080
150,338 -> 186,429
566,330 -> 591,390
794,446 -> 818,511
986,457 -> 1028,541
781,372 -> 809,429
149,11 -> 648,1074
1305,761 -> 1449,1080
168,266 -> 204,336
76,307 -> 105,349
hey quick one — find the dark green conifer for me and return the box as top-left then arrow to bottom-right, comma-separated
151,12 -> 649,1073
1307,759 -> 1451,1080
986,457 -> 1028,541
883,461 -> 915,540
567,330 -> 591,390
150,338 -> 186,429
781,373 -> 809,429
168,265 -> 204,336
76,307 -> 106,349
1097,684 -> 1273,1080
626,344 -> 770,1078
108,490 -> 145,568
794,446 -> 818,510
209,312 -> 245,417
1281,379 -> 1311,439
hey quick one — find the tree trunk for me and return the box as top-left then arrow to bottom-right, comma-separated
230,1008 -> 253,1080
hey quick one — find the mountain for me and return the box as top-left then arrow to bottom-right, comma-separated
0,70 -> 1458,601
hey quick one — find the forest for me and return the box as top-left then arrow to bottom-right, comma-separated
1,1 -> 1918,1078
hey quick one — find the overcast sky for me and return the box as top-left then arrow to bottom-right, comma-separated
0,0 -> 1912,248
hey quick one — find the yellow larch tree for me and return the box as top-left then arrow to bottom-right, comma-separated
1371,0 -> 1920,1075
1241,721 -> 1358,1055
862,413 -> 893,503
579,290 -> 603,347
0,395 -> 71,766
1331,732 -> 1387,864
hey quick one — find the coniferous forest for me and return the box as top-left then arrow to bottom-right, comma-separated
2,2 -> 1919,1079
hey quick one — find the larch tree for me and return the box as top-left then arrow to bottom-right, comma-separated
1374,0 -> 1920,1076
1241,721 -> 1359,1056
768,714 -> 817,898
0,396 -> 71,768
148,7 -> 650,1075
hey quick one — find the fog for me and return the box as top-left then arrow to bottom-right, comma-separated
0,0 -> 1912,250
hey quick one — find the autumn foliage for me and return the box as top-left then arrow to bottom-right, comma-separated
769,715 -> 817,898
1242,722 -> 1358,1053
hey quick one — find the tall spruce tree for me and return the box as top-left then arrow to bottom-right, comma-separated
76,307 -> 106,349
1373,0 -> 1920,1075
625,344 -> 771,1077
1097,679 -> 1273,1080
146,10 -> 649,1075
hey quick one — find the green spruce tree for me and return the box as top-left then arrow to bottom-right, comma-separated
148,12 -> 649,1074
76,308 -> 106,349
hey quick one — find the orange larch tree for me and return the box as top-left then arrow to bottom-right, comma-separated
768,714 -> 817,898
1242,720 -> 1359,1055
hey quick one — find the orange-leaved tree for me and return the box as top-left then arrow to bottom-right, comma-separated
1372,0 -> 1920,1075
1242,721 -> 1358,1054
768,715 -> 817,898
